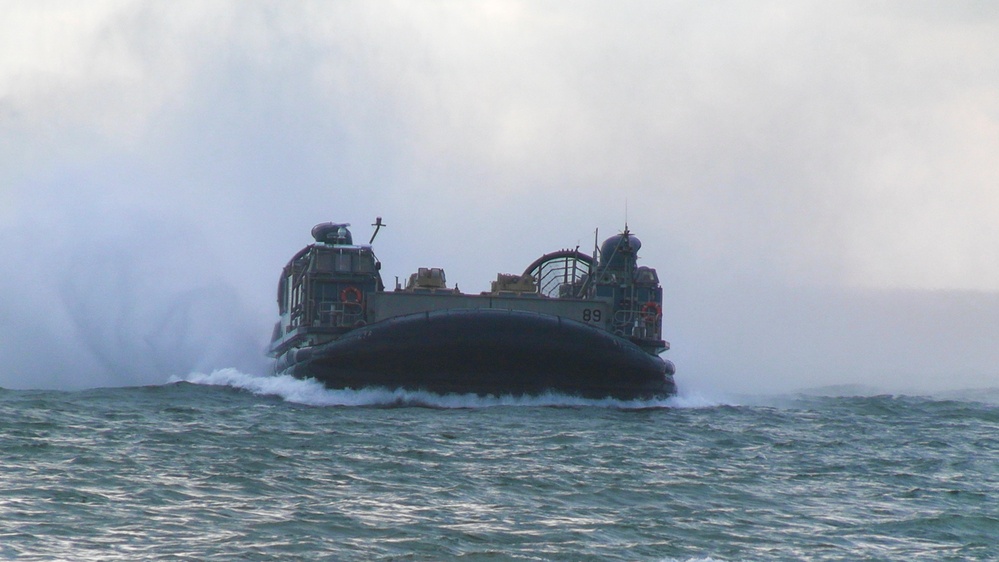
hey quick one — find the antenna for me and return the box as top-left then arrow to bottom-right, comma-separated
369,216 -> 386,244
624,198 -> 629,232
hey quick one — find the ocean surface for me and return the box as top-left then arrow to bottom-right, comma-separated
2,370 -> 997,561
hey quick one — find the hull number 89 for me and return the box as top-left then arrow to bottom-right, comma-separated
582,309 -> 602,323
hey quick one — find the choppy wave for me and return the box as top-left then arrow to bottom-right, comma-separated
3,373 -> 997,561
172,368 -> 726,409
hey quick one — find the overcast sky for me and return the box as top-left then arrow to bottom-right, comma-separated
2,1 -> 997,394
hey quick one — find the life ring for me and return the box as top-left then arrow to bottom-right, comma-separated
641,301 -> 661,322
340,286 -> 363,304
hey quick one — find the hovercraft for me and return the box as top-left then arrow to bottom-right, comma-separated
268,219 -> 676,400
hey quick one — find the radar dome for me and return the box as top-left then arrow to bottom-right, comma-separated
599,233 -> 641,269
311,222 -> 353,245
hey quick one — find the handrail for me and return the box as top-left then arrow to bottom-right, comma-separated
523,249 -> 594,298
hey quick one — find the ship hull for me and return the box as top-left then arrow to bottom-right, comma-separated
276,308 -> 676,400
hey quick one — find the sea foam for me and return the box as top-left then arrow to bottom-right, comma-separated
172,368 -> 724,409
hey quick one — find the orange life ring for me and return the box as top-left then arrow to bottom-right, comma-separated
641,301 -> 661,322
340,286 -> 363,304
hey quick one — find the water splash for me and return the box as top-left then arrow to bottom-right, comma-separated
173,368 -> 727,409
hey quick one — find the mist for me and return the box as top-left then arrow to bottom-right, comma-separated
2,2 -> 997,393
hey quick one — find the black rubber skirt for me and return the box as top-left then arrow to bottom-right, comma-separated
276,308 -> 676,400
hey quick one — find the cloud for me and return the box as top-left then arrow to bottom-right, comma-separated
2,2 -> 997,391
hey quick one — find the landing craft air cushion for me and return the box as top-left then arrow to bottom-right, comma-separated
268,219 -> 676,399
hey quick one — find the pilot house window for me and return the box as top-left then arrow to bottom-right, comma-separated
335,253 -> 352,272
357,253 -> 375,273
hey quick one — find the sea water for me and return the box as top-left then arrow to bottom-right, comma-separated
2,370 -> 997,561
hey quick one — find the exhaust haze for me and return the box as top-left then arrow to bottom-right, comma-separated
2,2 -> 998,393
